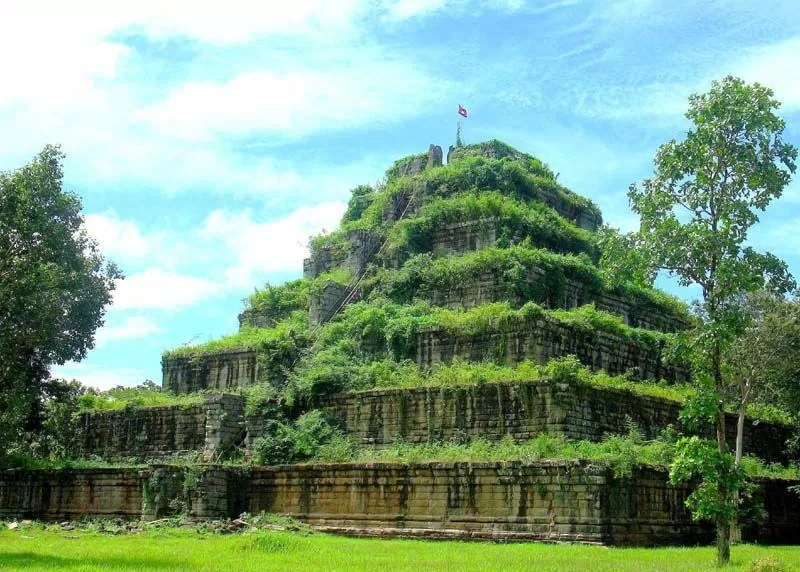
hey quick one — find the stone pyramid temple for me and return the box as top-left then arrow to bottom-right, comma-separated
2,141 -> 799,545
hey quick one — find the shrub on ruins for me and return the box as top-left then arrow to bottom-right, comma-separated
341,184 -> 377,224
0,146 -> 121,458
630,76 -> 797,565
77,380 -> 203,412
311,144 -> 599,263
369,242 -> 689,325
420,154 -> 598,217
251,410 -> 341,465
244,279 -> 311,322
163,311 -> 310,387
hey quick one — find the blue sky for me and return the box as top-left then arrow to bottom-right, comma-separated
2,0 -> 800,389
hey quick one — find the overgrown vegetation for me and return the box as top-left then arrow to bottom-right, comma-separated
311,147 -> 600,263
309,432 -> 800,482
242,279 -> 310,324
368,244 -> 689,324
284,299 -> 676,406
386,191 -> 599,261
77,382 -> 204,412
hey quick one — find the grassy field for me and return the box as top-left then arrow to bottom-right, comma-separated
0,528 -> 797,571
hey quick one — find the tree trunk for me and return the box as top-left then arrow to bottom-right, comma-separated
717,523 -> 731,567
729,403 -> 747,544
735,404 -> 745,466
713,344 -> 732,565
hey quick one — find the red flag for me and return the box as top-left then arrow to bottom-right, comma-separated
458,104 -> 468,117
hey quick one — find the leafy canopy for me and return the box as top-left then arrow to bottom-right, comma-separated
0,146 -> 121,456
630,76 -> 797,565
629,76 -> 796,309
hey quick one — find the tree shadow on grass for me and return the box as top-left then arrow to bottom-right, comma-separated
0,552 -> 185,570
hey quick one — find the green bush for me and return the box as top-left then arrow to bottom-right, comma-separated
252,410 -> 340,465
341,184 -> 376,224
77,382 -> 203,412
244,279 -> 310,322
418,154 -> 600,222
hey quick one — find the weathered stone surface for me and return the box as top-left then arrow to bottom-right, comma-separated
303,229 -> 381,280
321,380 -> 791,463
3,463 -> 798,546
0,469 -> 144,520
417,320 -> 688,382
76,405 -> 206,462
427,144 -> 443,169
237,308 -> 277,330
77,380 -> 789,464
248,462 -> 715,545
309,281 -> 350,326
203,394 -> 246,462
411,264 -> 688,333
162,350 -> 260,393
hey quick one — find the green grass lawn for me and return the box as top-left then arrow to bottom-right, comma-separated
0,528 -> 797,571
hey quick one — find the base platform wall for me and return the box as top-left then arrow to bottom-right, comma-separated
2,463 -> 798,546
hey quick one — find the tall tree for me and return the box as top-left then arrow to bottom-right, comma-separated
628,76 -> 797,565
727,292 -> 800,465
0,145 -> 121,457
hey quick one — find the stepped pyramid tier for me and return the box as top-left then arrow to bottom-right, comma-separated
162,140 -> 690,394
11,141 -> 799,546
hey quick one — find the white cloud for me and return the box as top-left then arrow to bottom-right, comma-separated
734,35 -> 800,111
95,316 -> 162,348
387,0 -> 449,20
202,202 -> 346,287
112,268 -> 222,310
138,59 -> 448,141
84,210 -> 155,260
51,362 -> 152,390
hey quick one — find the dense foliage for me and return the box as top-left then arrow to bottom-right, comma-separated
242,279 -> 310,324
0,146 -> 121,458
630,76 -> 797,564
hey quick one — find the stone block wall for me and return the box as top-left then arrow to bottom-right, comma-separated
75,380 -> 789,464
309,281 -> 350,326
247,462 -> 795,545
417,319 -> 688,382
162,350 -> 260,393
203,394 -> 246,462
419,267 -> 688,333
0,469 -> 144,520
303,229 -> 381,280
237,308 -> 277,330
77,394 -> 248,463
429,219 -> 501,258
3,463 -> 798,546
321,381 -> 791,463
76,404 -> 206,462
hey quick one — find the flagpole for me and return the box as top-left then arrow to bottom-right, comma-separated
456,120 -> 463,148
